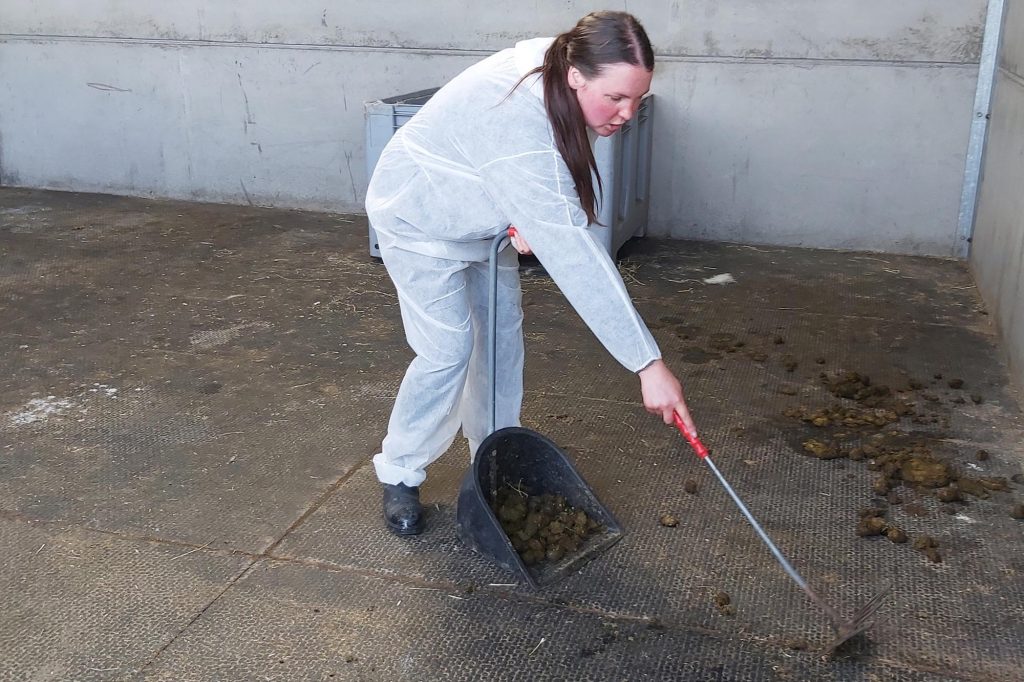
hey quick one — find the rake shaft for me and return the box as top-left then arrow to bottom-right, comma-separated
672,412 -> 889,652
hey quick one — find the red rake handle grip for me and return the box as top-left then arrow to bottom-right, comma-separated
672,411 -> 708,458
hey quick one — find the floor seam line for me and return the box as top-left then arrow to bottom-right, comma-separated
261,456 -> 374,556
131,557 -> 261,679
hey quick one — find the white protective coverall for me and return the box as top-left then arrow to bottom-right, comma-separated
366,37 -> 662,487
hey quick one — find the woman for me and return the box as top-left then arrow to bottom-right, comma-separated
366,11 -> 697,535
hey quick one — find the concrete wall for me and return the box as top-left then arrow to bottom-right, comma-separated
971,0 -> 1024,390
0,1 -> 987,255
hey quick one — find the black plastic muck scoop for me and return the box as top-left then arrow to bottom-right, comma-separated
455,231 -> 623,589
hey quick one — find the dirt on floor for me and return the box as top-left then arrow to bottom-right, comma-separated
4,189 -> 1024,680
781,369 -> 1021,560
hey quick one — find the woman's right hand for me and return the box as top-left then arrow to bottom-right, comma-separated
638,359 -> 697,434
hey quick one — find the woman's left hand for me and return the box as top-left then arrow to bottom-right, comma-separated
509,226 -> 532,255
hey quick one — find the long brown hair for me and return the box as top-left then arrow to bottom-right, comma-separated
515,12 -> 654,224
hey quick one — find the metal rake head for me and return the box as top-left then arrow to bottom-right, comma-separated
821,583 -> 892,656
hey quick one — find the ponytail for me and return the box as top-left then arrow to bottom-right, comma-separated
541,35 -> 602,225
511,12 -> 654,225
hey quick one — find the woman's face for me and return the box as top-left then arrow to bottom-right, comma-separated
568,62 -> 652,137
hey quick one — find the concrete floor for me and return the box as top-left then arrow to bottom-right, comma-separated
1,187 -> 1023,681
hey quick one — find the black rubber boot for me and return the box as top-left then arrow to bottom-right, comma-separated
382,483 -> 424,536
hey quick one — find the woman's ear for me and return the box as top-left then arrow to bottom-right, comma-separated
566,66 -> 586,91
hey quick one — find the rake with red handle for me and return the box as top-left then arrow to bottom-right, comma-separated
672,411 -> 890,655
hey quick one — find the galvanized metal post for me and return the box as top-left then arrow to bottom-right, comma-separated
955,0 -> 1008,259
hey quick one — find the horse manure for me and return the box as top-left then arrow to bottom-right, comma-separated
823,371 -> 893,407
913,535 -> 943,563
885,527 -> 908,543
856,515 -> 887,537
802,439 -> 842,459
712,590 -> 735,615
956,477 -> 991,499
900,457 -> 952,487
492,486 -> 603,567
935,484 -> 962,503
683,479 -> 699,494
659,513 -> 679,527
778,365 -> 1013,565
912,536 -> 932,550
788,404 -> 902,429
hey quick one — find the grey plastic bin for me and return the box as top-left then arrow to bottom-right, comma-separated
364,88 -> 653,259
